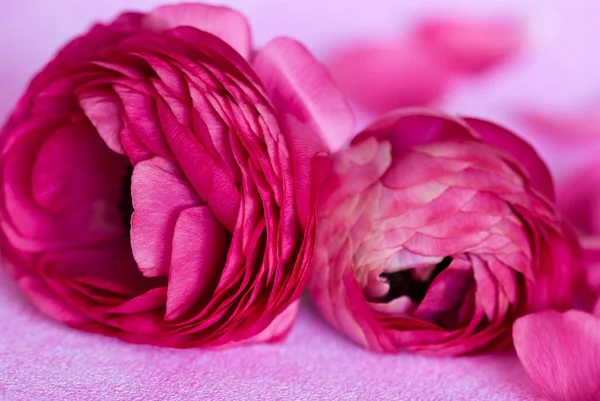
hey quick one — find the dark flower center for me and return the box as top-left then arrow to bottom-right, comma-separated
117,165 -> 134,233
379,256 -> 453,303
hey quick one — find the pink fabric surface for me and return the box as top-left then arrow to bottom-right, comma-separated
0,269 -> 542,400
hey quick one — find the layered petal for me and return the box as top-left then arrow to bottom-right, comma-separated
143,3 -> 251,59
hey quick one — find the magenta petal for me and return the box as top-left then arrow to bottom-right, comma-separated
143,3 -> 251,59
514,310 -> 600,401
31,123 -> 127,211
166,206 -> 228,321
327,41 -> 450,113
253,37 -> 354,226
18,275 -> 89,325
253,37 -> 355,153
355,110 -> 478,151
130,157 -> 200,277
78,89 -> 125,154
558,165 -> 600,235
414,16 -> 523,74
517,103 -> 600,142
464,117 -> 555,201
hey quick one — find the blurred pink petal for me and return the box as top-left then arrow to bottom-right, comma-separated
143,3 -> 251,59
517,100 -> 600,142
253,37 -> 355,226
558,163 -> 600,235
582,236 -> 600,295
327,41 -> 450,113
414,15 -> 524,74
514,310 -> 600,401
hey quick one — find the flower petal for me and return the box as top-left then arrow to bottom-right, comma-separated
464,117 -> 555,201
253,37 -> 355,152
327,41 -> 450,113
514,310 -> 600,401
253,37 -> 354,226
130,157 -> 200,277
143,3 -> 251,59
414,16 -> 523,74
355,109 -> 478,151
166,206 -> 228,321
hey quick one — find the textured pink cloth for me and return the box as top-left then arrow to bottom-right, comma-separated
0,269 -> 542,400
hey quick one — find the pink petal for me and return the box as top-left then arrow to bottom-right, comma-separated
517,102 -> 600,142
558,164 -> 600,235
130,157 -> 200,277
253,37 -> 354,225
143,3 -> 251,59
253,37 -> 355,152
464,117 -> 555,201
18,275 -> 90,325
327,41 -> 450,113
31,122 -> 128,212
158,101 -> 239,232
414,15 -> 524,74
166,206 -> 228,321
355,109 -> 478,151
78,89 -> 125,154
233,300 -> 300,345
514,310 -> 600,401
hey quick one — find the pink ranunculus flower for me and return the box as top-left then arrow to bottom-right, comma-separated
0,3 -> 354,347
308,110 -> 582,355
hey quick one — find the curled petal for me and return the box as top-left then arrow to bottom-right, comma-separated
355,109 -> 478,151
464,117 -> 555,202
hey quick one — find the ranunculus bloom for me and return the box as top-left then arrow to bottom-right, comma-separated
0,3 -> 354,347
308,110 -> 581,355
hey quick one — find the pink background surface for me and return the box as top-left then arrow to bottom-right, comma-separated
0,1 -> 597,399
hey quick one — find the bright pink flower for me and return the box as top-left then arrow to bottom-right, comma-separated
0,3 -> 354,348
414,15 -> 524,74
514,310 -> 600,401
327,41 -> 450,113
308,110 -> 581,355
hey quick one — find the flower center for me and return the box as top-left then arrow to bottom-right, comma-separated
379,256 -> 453,303
117,165 -> 134,233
